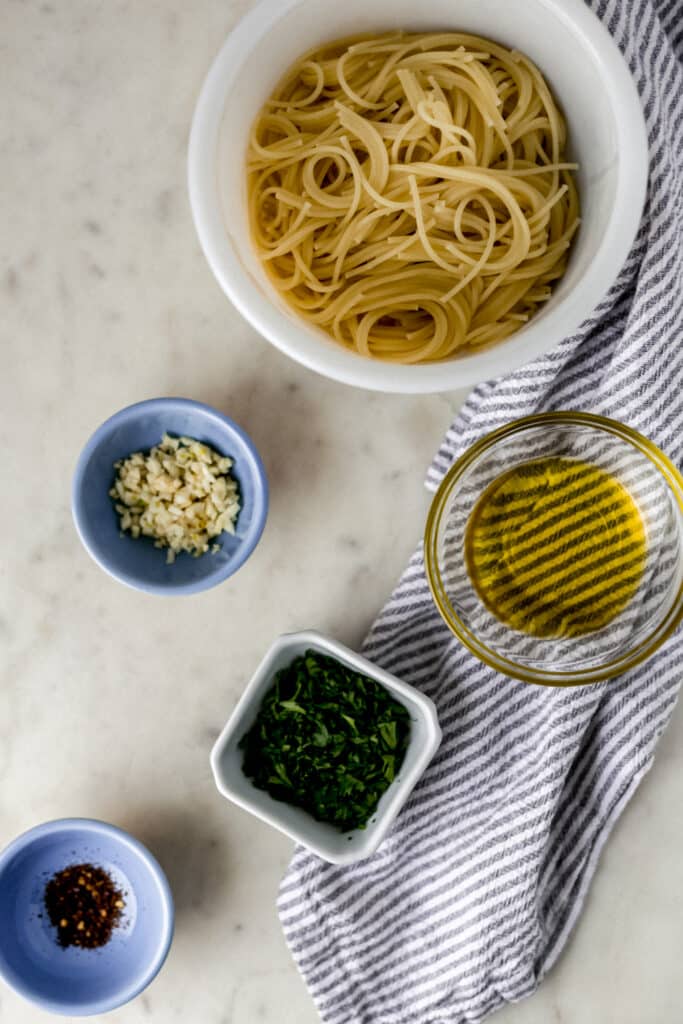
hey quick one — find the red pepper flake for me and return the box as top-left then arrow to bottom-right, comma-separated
44,863 -> 125,949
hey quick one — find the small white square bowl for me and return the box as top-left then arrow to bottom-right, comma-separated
210,630 -> 442,864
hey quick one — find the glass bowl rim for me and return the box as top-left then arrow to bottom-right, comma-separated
424,411 -> 683,686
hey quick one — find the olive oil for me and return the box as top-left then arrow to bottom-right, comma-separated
465,457 -> 647,638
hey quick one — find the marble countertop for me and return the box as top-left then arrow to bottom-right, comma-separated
2,2 -> 682,1022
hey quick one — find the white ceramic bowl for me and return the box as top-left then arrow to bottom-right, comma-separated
188,0 -> 648,394
210,631 -> 441,864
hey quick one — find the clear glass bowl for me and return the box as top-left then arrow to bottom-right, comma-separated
424,412 -> 683,685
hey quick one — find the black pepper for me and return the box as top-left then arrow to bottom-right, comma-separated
44,863 -> 125,949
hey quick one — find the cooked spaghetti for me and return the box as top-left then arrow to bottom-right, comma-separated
247,32 -> 580,364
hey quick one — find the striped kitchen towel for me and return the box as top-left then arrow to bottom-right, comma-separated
278,2 -> 683,1022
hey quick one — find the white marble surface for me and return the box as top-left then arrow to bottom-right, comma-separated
1,2 -> 682,1023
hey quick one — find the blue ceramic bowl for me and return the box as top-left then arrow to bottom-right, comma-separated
72,397 -> 269,595
0,818 -> 174,1016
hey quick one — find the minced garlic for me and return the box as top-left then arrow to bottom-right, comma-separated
110,433 -> 240,563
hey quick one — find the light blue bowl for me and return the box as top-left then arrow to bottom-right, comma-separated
0,818 -> 174,1016
72,397 -> 269,595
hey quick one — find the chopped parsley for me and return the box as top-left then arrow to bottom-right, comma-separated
239,649 -> 411,831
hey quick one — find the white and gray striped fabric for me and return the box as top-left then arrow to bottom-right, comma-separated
278,2 -> 683,1021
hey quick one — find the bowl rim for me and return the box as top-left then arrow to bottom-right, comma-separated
424,411 -> 683,685
71,396 -> 269,596
0,817 -> 174,1017
210,629 -> 442,864
187,0 -> 649,394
